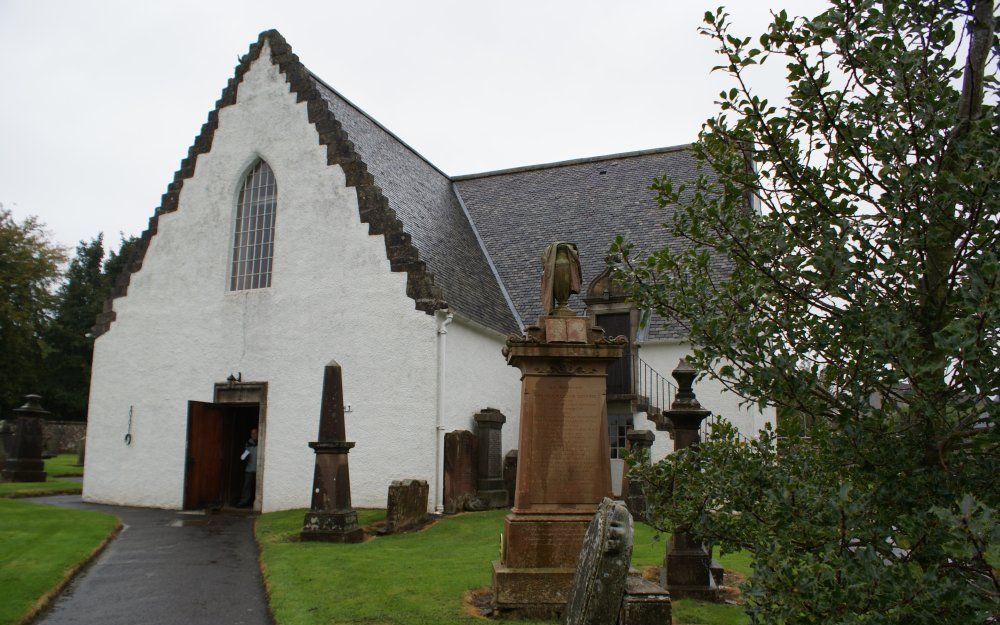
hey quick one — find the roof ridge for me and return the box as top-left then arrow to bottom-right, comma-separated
452,144 -> 693,181
307,72 -> 452,181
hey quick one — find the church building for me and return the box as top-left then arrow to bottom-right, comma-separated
83,30 -> 772,513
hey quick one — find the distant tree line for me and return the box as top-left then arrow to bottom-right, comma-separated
0,204 -> 138,421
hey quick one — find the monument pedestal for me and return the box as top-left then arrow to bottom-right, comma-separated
492,315 -> 625,615
301,441 -> 364,543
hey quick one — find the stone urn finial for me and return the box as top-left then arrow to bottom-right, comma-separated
13,395 -> 50,418
670,360 -> 702,410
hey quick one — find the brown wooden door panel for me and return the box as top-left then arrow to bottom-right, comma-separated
184,401 -> 225,510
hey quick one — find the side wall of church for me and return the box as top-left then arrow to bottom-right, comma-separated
84,44 -> 441,512
444,318 -> 522,453
638,341 -> 776,461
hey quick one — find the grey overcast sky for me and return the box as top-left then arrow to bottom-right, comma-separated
0,0 -> 829,251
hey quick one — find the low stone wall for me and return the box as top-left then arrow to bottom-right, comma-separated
42,421 -> 87,455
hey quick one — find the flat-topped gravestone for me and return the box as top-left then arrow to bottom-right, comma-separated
474,408 -> 508,508
621,576 -> 672,625
1,395 -> 48,483
444,430 -> 480,514
384,479 -> 429,533
563,497 -> 634,625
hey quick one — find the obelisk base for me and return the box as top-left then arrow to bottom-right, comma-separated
661,534 -> 719,599
492,512 -> 594,615
300,441 -> 364,543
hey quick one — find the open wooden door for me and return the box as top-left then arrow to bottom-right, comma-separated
184,401 -> 226,510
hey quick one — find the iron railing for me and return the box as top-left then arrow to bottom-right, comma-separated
699,413 -> 753,445
634,357 -> 677,419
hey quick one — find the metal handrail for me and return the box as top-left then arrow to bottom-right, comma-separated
635,356 -> 677,418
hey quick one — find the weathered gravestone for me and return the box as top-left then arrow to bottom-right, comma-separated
563,497 -> 634,625
443,430 -> 480,514
383,479 -> 429,533
492,243 -> 626,615
621,576 -> 672,625
502,449 -> 518,505
1,395 -> 48,482
563,497 -> 672,625
621,430 -> 655,522
474,408 -> 508,508
301,360 -> 364,543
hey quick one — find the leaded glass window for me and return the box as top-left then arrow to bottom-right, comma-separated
230,160 -> 277,291
608,413 -> 634,459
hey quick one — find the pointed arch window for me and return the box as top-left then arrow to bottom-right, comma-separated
230,160 -> 277,291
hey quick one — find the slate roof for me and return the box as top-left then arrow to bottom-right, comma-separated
454,148 -> 731,340
95,30 -> 727,342
310,76 -> 519,335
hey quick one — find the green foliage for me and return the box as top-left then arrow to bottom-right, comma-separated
0,498 -> 117,625
39,233 -> 138,420
41,236 -> 106,420
616,2 -> 998,623
0,207 -> 65,417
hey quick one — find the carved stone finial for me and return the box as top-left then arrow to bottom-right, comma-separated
540,242 -> 582,316
670,359 -> 703,410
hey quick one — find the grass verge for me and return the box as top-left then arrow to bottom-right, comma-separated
44,454 -> 84,477
0,498 -> 119,625
257,508 -> 749,625
0,479 -> 82,499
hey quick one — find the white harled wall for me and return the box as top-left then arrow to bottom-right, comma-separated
85,43 -> 448,512
443,318 -> 522,450
637,340 -> 775,462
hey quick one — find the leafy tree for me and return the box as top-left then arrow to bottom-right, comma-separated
615,1 -> 998,623
0,206 -> 65,416
42,236 -> 107,420
42,234 -> 139,420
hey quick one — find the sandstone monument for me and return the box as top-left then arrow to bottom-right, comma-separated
621,429 -> 655,522
443,429 -> 480,513
301,361 -> 364,542
383,479 -> 430,533
492,242 -> 626,614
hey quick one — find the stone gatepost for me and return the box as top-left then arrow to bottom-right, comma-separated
473,408 -> 508,509
1,395 -> 48,483
661,360 -> 715,597
492,302 -> 625,615
301,361 -> 363,543
622,429 -> 655,521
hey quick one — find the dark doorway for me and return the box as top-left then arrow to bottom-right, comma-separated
597,313 -> 632,395
184,401 -> 259,510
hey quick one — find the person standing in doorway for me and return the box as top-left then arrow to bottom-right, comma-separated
237,428 -> 258,508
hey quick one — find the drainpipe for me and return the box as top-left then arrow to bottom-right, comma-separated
433,308 -> 454,514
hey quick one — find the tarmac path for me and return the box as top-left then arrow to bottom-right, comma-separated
27,495 -> 272,625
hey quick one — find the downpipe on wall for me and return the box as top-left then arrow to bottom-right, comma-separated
433,308 -> 454,514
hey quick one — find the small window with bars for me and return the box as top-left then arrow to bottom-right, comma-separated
230,160 -> 277,291
608,413 -> 634,459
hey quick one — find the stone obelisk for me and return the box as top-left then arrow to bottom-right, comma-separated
301,361 -> 364,542
492,242 -> 625,615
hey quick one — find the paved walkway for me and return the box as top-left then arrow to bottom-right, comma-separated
29,495 -> 272,625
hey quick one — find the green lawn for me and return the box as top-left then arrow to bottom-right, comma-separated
44,454 -> 84,477
0,479 -> 82,499
0,498 -> 119,625
257,508 -> 749,625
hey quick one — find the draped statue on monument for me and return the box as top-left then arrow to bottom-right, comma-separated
540,242 -> 582,316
